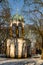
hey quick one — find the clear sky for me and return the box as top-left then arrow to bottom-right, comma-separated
8,0 -> 24,16
8,0 -> 34,24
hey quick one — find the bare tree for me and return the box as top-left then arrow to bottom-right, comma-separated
0,0 -> 11,22
22,0 -> 43,48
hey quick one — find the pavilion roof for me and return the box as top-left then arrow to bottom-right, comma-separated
12,14 -> 25,22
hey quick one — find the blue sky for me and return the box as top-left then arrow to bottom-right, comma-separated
8,0 -> 24,16
8,0 -> 34,24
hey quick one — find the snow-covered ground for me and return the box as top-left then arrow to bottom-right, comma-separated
0,57 -> 43,65
0,54 -> 43,65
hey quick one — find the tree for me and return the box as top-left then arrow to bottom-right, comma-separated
22,0 -> 43,48
24,24 -> 42,48
0,0 -> 11,49
0,0 -> 11,22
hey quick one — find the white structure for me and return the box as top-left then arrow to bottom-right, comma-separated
6,14 -> 27,58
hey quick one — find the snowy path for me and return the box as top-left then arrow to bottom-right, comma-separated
0,57 -> 43,65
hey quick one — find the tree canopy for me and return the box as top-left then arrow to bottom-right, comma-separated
22,0 -> 43,48
0,0 -> 11,23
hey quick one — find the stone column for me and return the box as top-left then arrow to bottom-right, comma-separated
6,38 -> 15,58
10,41 -> 15,58
6,39 -> 11,57
18,38 -> 23,58
18,39 -> 27,58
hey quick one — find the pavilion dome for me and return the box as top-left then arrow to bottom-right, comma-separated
12,14 -> 25,22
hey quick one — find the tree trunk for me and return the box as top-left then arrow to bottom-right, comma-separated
42,36 -> 43,48
41,36 -> 43,59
